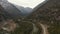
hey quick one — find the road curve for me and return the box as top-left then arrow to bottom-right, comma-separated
39,23 -> 49,34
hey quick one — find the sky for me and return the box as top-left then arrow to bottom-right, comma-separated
8,0 -> 45,8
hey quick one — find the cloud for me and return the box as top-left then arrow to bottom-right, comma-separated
7,0 -> 45,8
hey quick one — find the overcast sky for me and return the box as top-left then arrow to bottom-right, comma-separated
8,0 -> 45,8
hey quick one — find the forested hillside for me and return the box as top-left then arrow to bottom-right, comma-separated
0,5 -> 33,34
0,0 -> 60,34
25,0 -> 60,34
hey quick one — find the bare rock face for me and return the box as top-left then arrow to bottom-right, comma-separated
1,19 -> 17,32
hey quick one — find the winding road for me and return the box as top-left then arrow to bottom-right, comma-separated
40,23 -> 49,34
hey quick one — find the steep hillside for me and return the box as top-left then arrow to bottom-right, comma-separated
25,0 -> 60,34
0,5 -> 33,34
0,0 -> 22,18
0,0 -> 60,34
